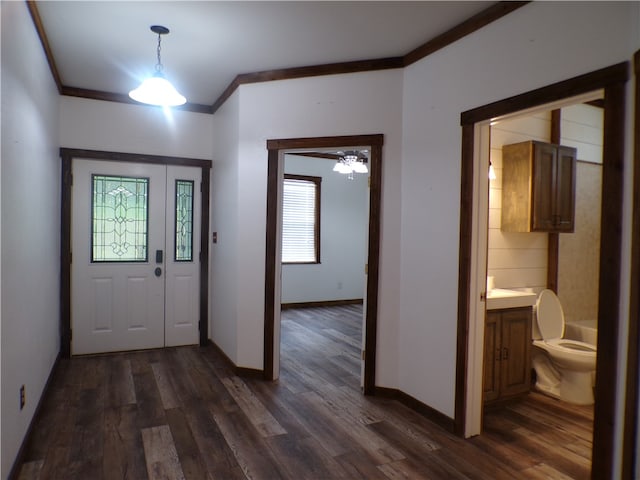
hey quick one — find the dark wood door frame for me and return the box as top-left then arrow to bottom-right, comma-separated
456,62 -> 629,479
59,148 -> 212,357
264,134 -> 383,395
622,49 -> 640,480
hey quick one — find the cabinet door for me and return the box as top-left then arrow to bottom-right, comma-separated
531,142 -> 556,231
483,312 -> 501,403
499,309 -> 532,398
554,146 -> 576,232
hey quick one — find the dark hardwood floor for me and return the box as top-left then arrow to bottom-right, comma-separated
16,305 -> 593,479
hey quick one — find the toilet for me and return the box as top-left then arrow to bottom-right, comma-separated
532,289 -> 597,405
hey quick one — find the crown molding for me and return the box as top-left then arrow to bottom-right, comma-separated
27,0 -> 528,115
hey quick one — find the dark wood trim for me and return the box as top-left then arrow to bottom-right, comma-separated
403,2 -> 529,66
454,123 -> 474,436
212,58 -> 403,114
364,141 -> 382,395
293,152 -> 343,161
550,109 -> 562,144
59,148 -> 211,168
59,148 -> 212,357
622,48 -> 640,480
212,2 -> 528,114
61,86 -> 213,115
374,387 -> 456,433
7,353 -> 60,480
281,299 -> 363,310
547,109 -> 562,293
26,1 -> 62,93
263,148 -> 280,381
546,234 -> 559,293
461,62 -> 628,126
458,62 -> 629,477
207,340 -> 264,379
267,134 -> 384,151
586,99 -> 606,109
590,77 -> 627,480
199,167 -> 211,346
60,153 -> 72,358
265,134 -> 383,394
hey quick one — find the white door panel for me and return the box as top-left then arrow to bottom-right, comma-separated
164,165 -> 201,347
71,160 -> 200,355
72,160 -> 166,355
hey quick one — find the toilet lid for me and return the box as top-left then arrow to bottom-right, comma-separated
536,289 -> 565,340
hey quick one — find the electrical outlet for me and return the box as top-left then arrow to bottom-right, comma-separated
20,385 -> 25,410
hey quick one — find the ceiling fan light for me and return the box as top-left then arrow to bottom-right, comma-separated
129,72 -> 186,107
352,161 -> 368,173
334,161 -> 352,174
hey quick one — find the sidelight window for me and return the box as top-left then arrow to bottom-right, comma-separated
175,180 -> 194,262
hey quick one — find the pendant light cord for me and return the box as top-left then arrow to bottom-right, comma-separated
155,33 -> 164,74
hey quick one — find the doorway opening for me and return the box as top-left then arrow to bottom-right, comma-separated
264,135 -> 383,394
455,62 -> 628,478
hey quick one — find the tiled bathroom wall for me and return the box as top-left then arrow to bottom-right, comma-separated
558,104 -> 603,324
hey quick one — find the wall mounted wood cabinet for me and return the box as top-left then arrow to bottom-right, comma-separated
501,140 -> 576,233
483,307 -> 532,404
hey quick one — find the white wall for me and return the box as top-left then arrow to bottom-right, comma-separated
210,92 -> 241,363
401,0 -> 638,423
488,112 -> 551,294
282,154 -> 368,304
1,2 -> 61,477
59,97 -> 214,159
212,69 -> 404,383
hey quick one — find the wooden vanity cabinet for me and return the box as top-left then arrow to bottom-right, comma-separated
501,140 -> 576,233
483,307 -> 532,404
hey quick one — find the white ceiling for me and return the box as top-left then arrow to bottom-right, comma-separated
35,1 -> 495,107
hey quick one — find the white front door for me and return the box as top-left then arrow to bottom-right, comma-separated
71,160 -> 201,355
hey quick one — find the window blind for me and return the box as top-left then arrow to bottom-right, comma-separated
282,176 -> 320,263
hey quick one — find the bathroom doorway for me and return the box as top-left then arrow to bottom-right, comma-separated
456,62 -> 628,478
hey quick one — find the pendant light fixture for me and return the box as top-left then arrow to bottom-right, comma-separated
129,25 -> 186,107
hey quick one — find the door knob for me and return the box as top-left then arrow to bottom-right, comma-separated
154,267 -> 162,277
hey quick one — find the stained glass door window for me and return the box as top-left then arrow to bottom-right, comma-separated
175,180 -> 194,262
91,175 -> 149,262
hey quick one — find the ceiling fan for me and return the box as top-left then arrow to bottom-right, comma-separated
294,150 -> 369,176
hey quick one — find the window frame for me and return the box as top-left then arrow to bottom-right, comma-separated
282,174 -> 321,265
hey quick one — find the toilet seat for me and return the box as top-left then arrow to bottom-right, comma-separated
536,289 -> 565,340
534,338 -> 596,357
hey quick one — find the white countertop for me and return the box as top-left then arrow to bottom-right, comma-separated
486,288 -> 537,310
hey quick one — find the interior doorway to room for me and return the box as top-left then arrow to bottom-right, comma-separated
456,62 -> 628,479
60,149 -> 212,358
264,135 -> 383,395
279,150 -> 370,389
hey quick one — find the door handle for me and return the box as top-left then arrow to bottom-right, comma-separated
154,267 -> 162,277
155,250 -> 163,263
